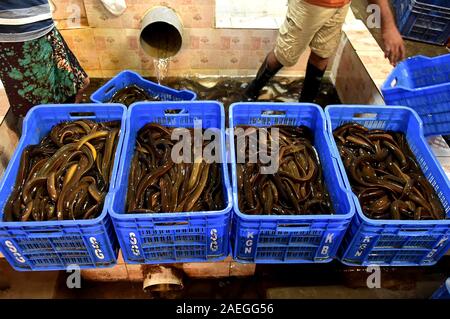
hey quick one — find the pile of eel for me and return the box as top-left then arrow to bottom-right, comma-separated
108,85 -> 161,106
333,123 -> 445,220
126,123 -> 224,213
236,125 -> 333,215
4,120 -> 120,222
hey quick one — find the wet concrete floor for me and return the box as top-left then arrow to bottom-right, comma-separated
1,258 -> 449,299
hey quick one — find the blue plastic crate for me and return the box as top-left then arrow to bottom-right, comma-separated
0,104 -> 126,271
90,70 -> 197,104
325,105 -> 450,266
108,101 -> 232,264
431,277 -> 450,299
229,103 -> 355,264
382,54 -> 450,137
393,0 -> 450,45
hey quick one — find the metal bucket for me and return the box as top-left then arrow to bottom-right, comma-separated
140,6 -> 183,59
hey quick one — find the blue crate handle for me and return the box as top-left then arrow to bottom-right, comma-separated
23,229 -> 65,237
276,223 -> 312,232
153,221 -> 190,230
382,56 -> 428,93
397,229 -> 436,236
260,110 -> 287,117
67,111 -> 97,119
103,84 -> 116,95
386,77 -> 398,89
163,108 -> 189,115
326,106 -> 426,138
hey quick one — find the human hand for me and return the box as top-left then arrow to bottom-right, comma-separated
382,26 -> 406,66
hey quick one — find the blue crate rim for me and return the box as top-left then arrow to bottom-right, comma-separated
10,264 -> 117,272
108,100 -> 233,220
339,257 -> 440,267
446,277 -> 450,292
0,103 -> 127,228
396,0 -> 450,18
382,55 -> 450,93
229,101 -> 355,222
233,256 -> 334,264
408,0 -> 450,12
90,70 -> 197,103
325,104 -> 450,226
401,36 -> 448,46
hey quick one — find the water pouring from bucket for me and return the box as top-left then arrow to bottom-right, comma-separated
140,6 -> 183,84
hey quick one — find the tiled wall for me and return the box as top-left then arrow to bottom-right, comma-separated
57,0 -> 310,78
52,0 -> 89,28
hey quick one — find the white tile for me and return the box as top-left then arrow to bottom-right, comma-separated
274,16 -> 285,28
215,16 -> 231,28
216,0 -> 287,29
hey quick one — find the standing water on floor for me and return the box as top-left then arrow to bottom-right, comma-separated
165,77 -> 341,110
154,58 -> 171,84
85,77 -> 341,110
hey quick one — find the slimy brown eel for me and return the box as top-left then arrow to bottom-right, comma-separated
333,122 -> 446,220
236,125 -> 333,216
126,123 -> 224,214
4,119 -> 120,222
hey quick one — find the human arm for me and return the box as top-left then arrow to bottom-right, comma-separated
368,0 -> 406,66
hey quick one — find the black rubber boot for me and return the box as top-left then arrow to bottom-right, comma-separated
244,55 -> 283,101
299,62 -> 326,103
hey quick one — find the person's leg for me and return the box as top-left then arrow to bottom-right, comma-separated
50,28 -> 90,104
245,0 -> 331,100
299,52 -> 328,102
243,51 -> 283,100
302,3 -> 350,103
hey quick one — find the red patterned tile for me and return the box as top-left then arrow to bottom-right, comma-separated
190,36 -> 200,49
127,36 -> 138,50
220,36 -> 231,50
94,36 -> 107,50
251,37 -> 262,50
